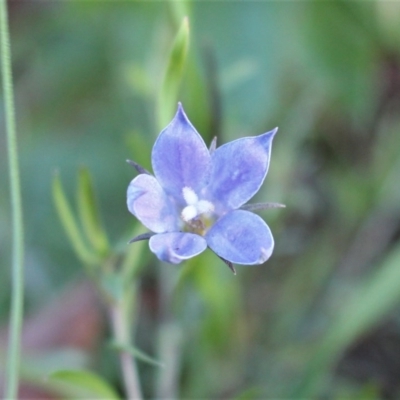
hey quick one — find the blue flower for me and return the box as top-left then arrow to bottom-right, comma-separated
127,103 -> 279,273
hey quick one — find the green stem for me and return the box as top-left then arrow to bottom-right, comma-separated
0,1 -> 25,398
110,301 -> 142,400
156,264 -> 182,398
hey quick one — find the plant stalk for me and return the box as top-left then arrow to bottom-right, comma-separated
0,1 -> 25,398
156,265 -> 182,399
110,302 -> 142,400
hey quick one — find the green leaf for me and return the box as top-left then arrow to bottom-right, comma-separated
329,245 -> 400,344
109,341 -> 164,368
48,369 -> 120,399
295,242 -> 400,397
168,0 -> 191,30
158,16 -> 190,129
77,167 -> 109,256
52,173 -> 100,265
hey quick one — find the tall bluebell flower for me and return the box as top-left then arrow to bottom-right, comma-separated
127,104 -> 280,272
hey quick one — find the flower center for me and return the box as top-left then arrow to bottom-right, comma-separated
181,187 -> 214,235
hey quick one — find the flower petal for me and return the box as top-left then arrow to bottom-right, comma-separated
127,174 -> 179,233
149,232 -> 207,264
205,210 -> 274,265
152,104 -> 211,199
206,128 -> 277,212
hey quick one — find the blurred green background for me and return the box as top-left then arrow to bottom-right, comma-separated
1,1 -> 400,399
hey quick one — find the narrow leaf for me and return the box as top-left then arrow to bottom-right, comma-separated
109,341 -> 164,368
48,369 -> 120,399
52,173 -> 99,265
295,243 -> 400,397
77,167 -> 109,256
329,243 -> 400,347
158,16 -> 190,129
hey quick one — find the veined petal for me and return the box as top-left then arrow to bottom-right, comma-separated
149,232 -> 207,264
205,210 -> 274,265
206,128 -> 277,211
152,104 -> 211,199
127,174 -> 179,233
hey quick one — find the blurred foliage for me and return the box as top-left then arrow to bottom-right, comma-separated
47,369 -> 120,399
1,1 -> 400,398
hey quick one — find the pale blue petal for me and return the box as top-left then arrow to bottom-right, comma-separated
152,104 -> 211,200
205,210 -> 274,265
149,232 -> 207,264
206,128 -> 277,212
127,174 -> 179,233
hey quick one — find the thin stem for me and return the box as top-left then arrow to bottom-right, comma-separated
0,1 -> 25,398
156,265 -> 182,399
110,302 -> 142,400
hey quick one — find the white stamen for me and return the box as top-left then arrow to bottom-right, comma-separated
197,200 -> 214,214
182,187 -> 198,205
181,205 -> 198,221
181,187 -> 215,224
